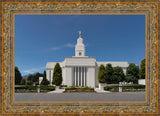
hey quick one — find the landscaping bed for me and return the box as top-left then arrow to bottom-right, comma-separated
64,86 -> 95,92
59,85 -> 68,89
104,84 -> 145,92
15,90 -> 51,93
15,85 -> 55,93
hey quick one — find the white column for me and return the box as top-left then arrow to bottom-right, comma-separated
49,71 -> 51,82
75,67 -> 76,86
84,67 -> 85,86
74,67 -> 76,86
79,67 -> 80,87
85,67 -> 87,86
50,70 -> 52,85
78,67 -> 79,87
80,67 -> 82,86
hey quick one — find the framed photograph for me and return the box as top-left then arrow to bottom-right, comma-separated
0,0 -> 159,115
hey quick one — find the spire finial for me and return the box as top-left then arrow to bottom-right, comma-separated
78,30 -> 81,38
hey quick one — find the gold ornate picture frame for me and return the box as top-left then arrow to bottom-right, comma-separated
0,0 -> 159,115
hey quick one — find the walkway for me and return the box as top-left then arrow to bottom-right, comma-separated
15,92 -> 145,101
47,88 -> 110,93
95,88 -> 110,93
48,88 -> 65,93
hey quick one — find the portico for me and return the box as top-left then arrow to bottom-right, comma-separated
73,66 -> 87,87
62,56 -> 97,88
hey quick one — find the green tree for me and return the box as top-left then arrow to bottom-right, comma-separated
43,70 -> 46,78
27,74 -> 34,81
40,70 -> 49,85
41,77 -> 50,85
125,74 -> 137,83
26,80 -> 33,85
106,64 -> 114,84
27,73 -> 44,83
52,63 -> 63,86
15,66 -> 22,85
139,58 -> 145,79
20,78 -> 26,85
98,64 -> 107,83
32,72 -> 43,82
126,63 -> 139,83
113,66 -> 125,84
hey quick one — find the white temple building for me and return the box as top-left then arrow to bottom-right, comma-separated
46,31 -> 135,88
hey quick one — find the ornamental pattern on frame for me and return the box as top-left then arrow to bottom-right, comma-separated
1,2 -> 158,114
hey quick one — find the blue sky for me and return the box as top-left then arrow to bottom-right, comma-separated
15,15 -> 145,76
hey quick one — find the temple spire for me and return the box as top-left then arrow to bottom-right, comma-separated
78,30 -> 81,38
75,31 -> 85,57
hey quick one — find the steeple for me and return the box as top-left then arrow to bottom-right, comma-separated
78,31 -> 81,38
75,31 -> 85,57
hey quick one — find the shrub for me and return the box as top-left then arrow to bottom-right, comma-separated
65,86 -> 76,90
41,77 -> 50,85
84,86 -> 89,89
88,87 -> 94,90
60,85 -> 67,87
27,85 -> 37,90
104,86 -> 112,91
35,82 -> 39,85
15,86 -> 27,90
26,81 -> 33,85
122,84 -> 145,89
65,87 -> 70,90
83,86 -> 94,90
70,86 -> 76,89
104,85 -> 145,91
65,86 -> 94,91
47,86 -> 55,91
40,85 -> 55,91
104,86 -> 119,91
15,85 -> 55,92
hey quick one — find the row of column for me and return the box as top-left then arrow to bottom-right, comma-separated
73,67 -> 87,87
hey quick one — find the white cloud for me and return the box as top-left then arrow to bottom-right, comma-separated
22,67 -> 45,74
65,43 -> 75,48
51,46 -> 61,51
50,43 -> 75,51
22,68 -> 37,74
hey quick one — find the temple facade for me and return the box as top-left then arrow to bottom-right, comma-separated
46,32 -> 135,88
